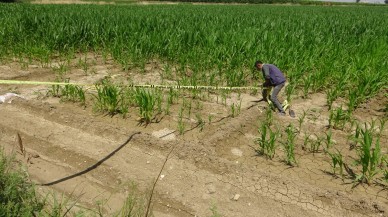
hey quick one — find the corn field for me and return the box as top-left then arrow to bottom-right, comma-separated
0,3 -> 388,215
0,4 -> 387,105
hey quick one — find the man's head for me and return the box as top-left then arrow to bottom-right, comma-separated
255,60 -> 263,70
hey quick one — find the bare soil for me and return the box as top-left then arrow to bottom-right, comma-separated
0,54 -> 387,217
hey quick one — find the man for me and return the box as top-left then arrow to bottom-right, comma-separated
254,60 -> 286,115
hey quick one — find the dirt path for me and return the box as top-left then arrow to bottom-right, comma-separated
0,59 -> 387,217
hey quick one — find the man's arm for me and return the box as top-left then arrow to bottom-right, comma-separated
262,64 -> 271,86
262,65 -> 271,80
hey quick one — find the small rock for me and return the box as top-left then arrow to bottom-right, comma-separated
206,184 -> 216,194
233,194 -> 240,201
31,154 -> 40,158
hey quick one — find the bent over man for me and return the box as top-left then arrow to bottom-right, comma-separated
254,60 -> 286,115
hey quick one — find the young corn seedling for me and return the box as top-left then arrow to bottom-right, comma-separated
255,123 -> 279,159
327,149 -> 344,179
382,157 -> 388,183
229,100 -> 242,118
155,90 -> 163,114
77,56 -> 89,75
266,127 -> 279,160
134,88 -> 157,124
297,110 -> 307,132
119,87 -> 133,118
282,124 -> 297,166
326,88 -> 338,110
61,84 -> 86,105
178,106 -> 185,135
49,84 -> 61,97
329,106 -> 351,130
347,89 -> 363,113
195,100 -> 203,110
302,133 -> 310,152
256,123 -> 267,155
265,107 -> 273,126
167,88 -> 178,105
52,61 -> 70,80
208,114 -> 213,124
94,80 -> 122,115
285,83 -> 296,104
230,103 -> 236,118
164,99 -> 171,115
195,113 -> 205,132
309,134 -> 324,154
325,129 -> 333,150
237,100 -> 242,116
354,122 -> 383,185
185,99 -> 192,118
302,75 -> 312,98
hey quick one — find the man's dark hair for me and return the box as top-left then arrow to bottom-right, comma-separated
254,60 -> 263,68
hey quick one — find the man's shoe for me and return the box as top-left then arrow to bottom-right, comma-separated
289,109 -> 296,118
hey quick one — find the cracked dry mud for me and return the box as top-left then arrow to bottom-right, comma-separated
0,58 -> 387,217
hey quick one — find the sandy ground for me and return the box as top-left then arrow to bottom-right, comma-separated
0,54 -> 387,217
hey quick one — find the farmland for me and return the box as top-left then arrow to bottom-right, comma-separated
0,3 -> 387,217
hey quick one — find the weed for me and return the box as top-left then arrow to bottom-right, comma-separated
0,149 -> 45,216
117,183 -> 149,217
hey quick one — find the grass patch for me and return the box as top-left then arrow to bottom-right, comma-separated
0,149 -> 44,216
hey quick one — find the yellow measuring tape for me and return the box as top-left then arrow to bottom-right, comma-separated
0,79 -> 260,91
0,79 -> 290,109
0,80 -> 290,110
